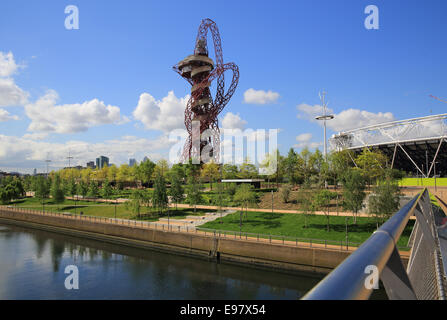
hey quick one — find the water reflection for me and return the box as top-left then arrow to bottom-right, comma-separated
0,222 -> 322,300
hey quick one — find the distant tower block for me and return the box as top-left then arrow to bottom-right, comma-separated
174,18 -> 239,163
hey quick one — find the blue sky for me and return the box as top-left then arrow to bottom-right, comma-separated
0,0 -> 446,173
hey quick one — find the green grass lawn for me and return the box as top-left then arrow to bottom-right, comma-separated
200,211 -> 413,248
10,197 -> 214,221
399,177 -> 447,187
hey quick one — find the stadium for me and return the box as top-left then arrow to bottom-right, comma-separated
329,113 -> 447,177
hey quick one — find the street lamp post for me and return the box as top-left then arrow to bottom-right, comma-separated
315,91 -> 334,188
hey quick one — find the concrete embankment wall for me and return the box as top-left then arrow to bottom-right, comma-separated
0,209 -> 352,275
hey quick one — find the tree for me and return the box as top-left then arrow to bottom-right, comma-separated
137,158 -> 156,185
0,186 -> 14,204
101,178 -> 113,199
284,148 -> 299,185
97,164 -> 108,181
239,158 -> 258,179
154,159 -> 169,178
280,184 -> 292,203
125,189 -> 147,218
233,184 -> 257,228
298,147 -> 313,185
259,152 -> 278,187
226,183 -> 237,197
152,172 -> 168,215
77,180 -> 88,199
23,175 -> 33,192
342,169 -> 366,224
50,174 -> 65,208
1,177 -> 25,201
66,178 -> 77,198
213,181 -> 229,223
356,149 -> 387,187
169,170 -> 184,210
310,149 -> 324,187
117,164 -> 131,183
314,189 -> 337,232
185,160 -> 201,178
87,181 -> 99,199
222,164 -> 239,179
201,161 -> 220,190
0,178 -> 23,204
368,177 -> 401,228
297,182 -> 315,228
107,164 -> 118,182
329,150 -> 356,188
34,176 -> 50,204
81,168 -> 93,184
169,164 -> 186,182
11,178 -> 25,198
185,172 -> 203,213
275,149 -> 286,187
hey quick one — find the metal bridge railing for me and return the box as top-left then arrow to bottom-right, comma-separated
303,188 -> 446,300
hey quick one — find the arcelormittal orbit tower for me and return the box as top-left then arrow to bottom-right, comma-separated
173,18 -> 239,163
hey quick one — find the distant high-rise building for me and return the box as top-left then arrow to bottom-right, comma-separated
143,156 -> 149,163
129,158 -> 137,167
86,161 -> 95,169
95,156 -> 109,169
33,168 -> 37,176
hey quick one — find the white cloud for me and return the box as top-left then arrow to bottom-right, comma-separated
297,103 -> 395,132
0,52 -> 28,107
243,88 -> 279,105
0,78 -> 29,107
294,133 -> 322,149
296,133 -> 313,142
22,132 -> 49,140
133,91 -> 189,132
24,90 -> 129,133
0,52 -> 20,77
221,112 -> 247,130
0,134 -> 173,172
330,109 -> 395,132
0,108 -> 19,122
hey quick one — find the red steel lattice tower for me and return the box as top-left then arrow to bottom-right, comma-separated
173,18 -> 239,163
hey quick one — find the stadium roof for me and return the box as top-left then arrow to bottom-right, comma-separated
329,114 -> 447,177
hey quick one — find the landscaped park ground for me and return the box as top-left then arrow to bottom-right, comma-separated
10,195 -> 415,248
15,178 -> 444,248
11,197 -> 213,221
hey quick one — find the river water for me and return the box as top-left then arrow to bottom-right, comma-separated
0,222 -> 325,300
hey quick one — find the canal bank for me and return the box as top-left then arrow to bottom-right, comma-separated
0,207 -> 409,276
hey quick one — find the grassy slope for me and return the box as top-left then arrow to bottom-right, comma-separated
399,178 -> 447,187
200,211 -> 413,248
10,197 -> 213,221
